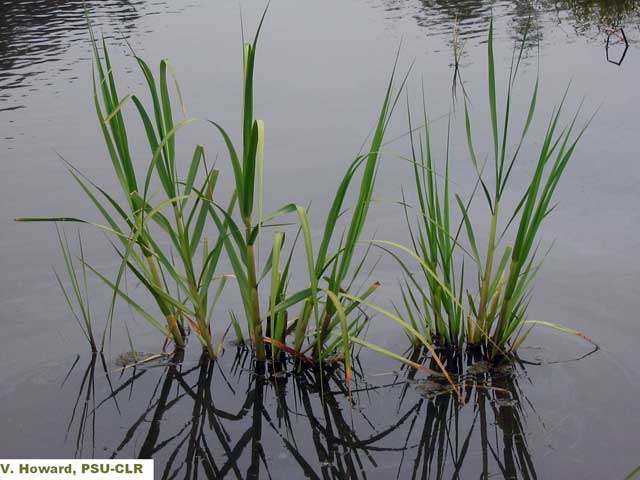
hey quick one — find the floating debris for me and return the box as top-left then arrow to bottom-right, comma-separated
115,351 -> 168,369
413,378 -> 454,398
467,361 -> 492,375
606,28 -> 629,66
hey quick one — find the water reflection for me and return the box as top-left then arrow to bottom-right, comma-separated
2,0 -> 637,111
396,348 -> 537,479
378,0 -> 640,44
105,352 -> 407,479
64,353 -> 126,459
0,0 -> 174,111
556,0 -> 640,31
63,349 -> 541,479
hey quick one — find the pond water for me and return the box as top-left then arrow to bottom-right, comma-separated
1,0 -> 639,478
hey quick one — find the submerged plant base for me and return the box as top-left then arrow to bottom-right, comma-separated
401,343 -> 526,399
221,343 -> 358,384
181,339 -> 525,405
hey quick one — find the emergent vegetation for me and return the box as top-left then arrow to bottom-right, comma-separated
386,20 -> 591,357
18,13 -> 590,386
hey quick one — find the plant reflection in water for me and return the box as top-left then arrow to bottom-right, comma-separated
63,348 -> 540,479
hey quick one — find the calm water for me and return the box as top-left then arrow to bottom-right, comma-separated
1,0 -> 639,478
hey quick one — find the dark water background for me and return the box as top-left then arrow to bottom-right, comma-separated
1,0 -> 639,478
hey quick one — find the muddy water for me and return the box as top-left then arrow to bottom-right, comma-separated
1,0 -> 639,478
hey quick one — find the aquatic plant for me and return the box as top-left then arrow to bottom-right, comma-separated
286,60 -> 406,367
625,465 -> 640,480
54,225 -> 100,352
204,13 -> 321,363
16,9 -> 454,389
384,21 -> 591,356
205,10 -> 428,381
18,23 -> 230,358
17,6 -> 591,393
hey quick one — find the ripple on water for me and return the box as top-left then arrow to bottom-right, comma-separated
0,0 -> 195,111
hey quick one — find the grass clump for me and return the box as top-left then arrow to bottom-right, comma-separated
207,12 -> 417,378
17,10 -> 454,389
17,10 -> 591,395
385,20 -> 591,358
19,22 -> 230,358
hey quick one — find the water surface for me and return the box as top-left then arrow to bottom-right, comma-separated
1,0 -> 639,478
